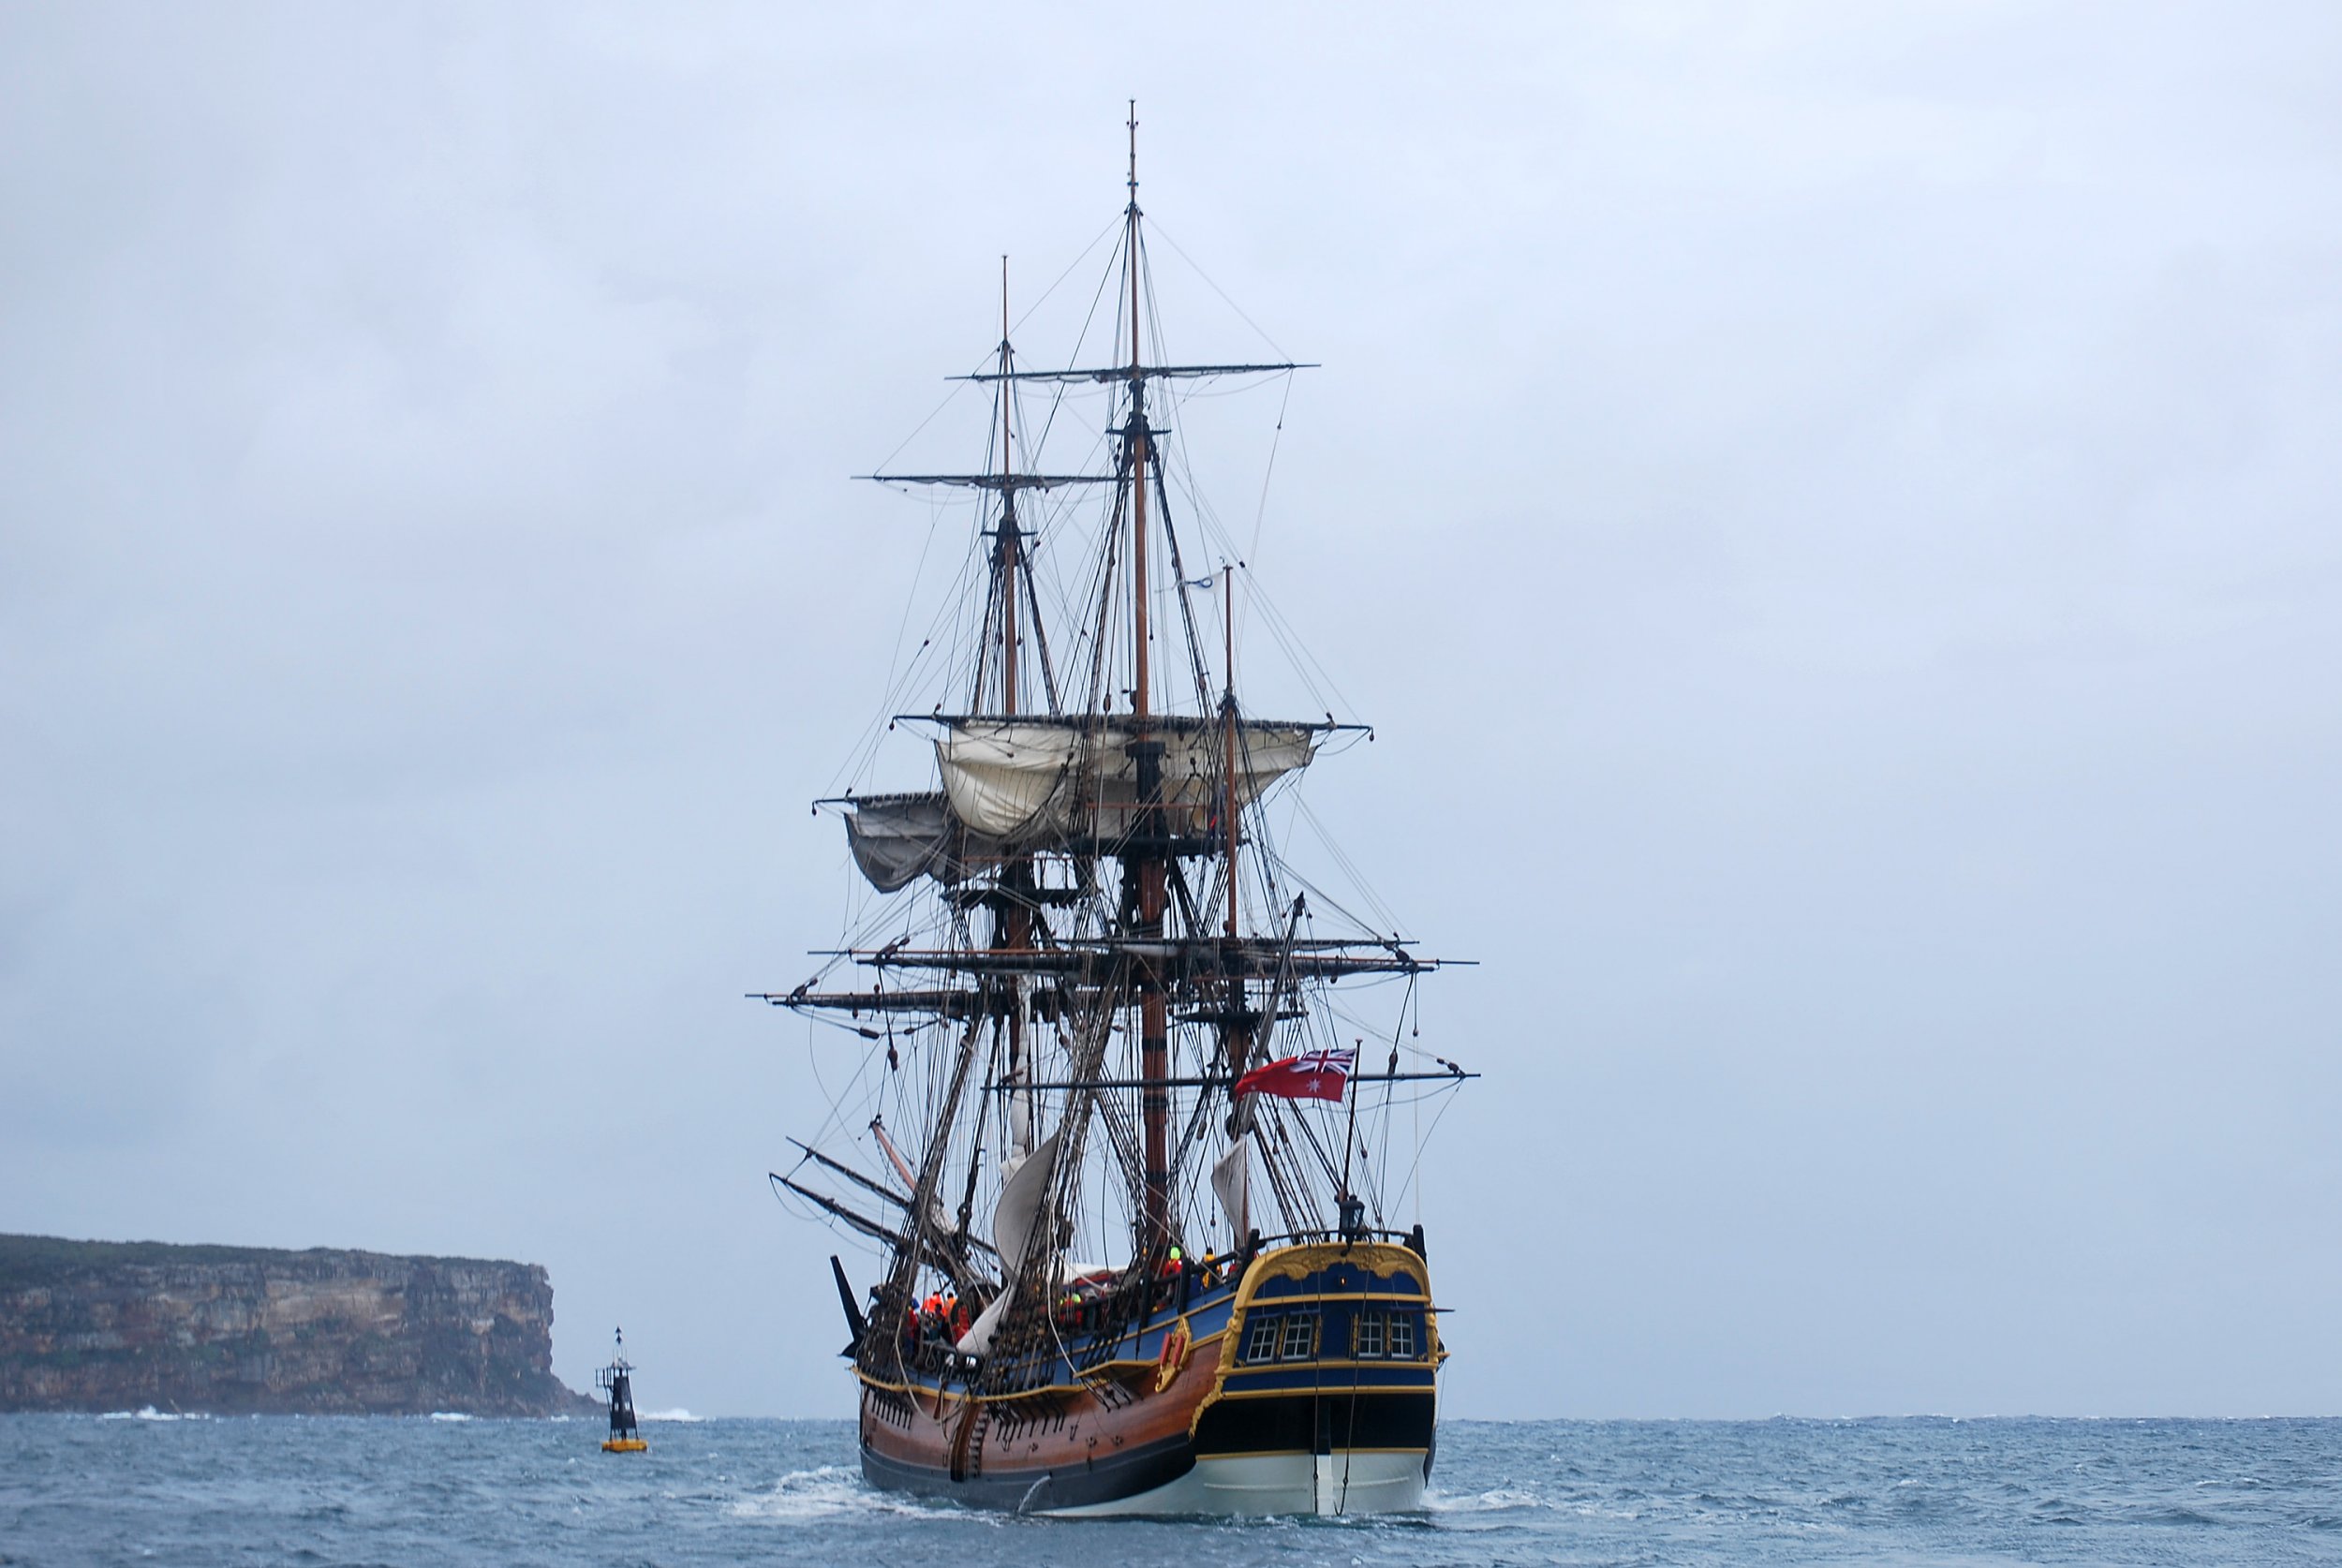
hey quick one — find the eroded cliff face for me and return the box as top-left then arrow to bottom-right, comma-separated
0,1235 -> 599,1415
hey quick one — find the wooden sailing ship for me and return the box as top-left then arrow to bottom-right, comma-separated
762,111 -> 1472,1516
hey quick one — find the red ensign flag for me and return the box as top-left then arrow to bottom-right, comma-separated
1231,1046 -> 1356,1103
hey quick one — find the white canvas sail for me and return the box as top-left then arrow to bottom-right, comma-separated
957,1131 -> 1060,1354
955,1281 -> 1014,1355
934,725 -> 1083,844
1210,1139 -> 1251,1240
936,718 -> 1322,845
840,792 -> 1010,893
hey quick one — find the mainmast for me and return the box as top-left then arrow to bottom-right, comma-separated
1122,103 -> 1174,1258
997,259 -> 1021,717
1222,567 -> 1238,941
995,259 -> 1034,1162
1220,565 -> 1252,1111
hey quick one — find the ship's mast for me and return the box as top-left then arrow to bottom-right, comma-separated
1124,102 -> 1173,1257
1219,565 -> 1254,1150
998,259 -> 1019,717
996,259 -> 1034,1161
1127,111 -> 1149,729
1223,566 -> 1238,939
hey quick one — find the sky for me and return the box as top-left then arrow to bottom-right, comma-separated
3,1 -> 2338,1419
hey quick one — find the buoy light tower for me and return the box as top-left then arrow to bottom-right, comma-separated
596,1326 -> 646,1453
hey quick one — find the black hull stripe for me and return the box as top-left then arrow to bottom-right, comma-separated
1193,1390 -> 1436,1459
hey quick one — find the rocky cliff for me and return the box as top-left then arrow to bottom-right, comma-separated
0,1235 -> 600,1415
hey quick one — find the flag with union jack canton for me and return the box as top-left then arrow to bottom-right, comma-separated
1231,1046 -> 1356,1103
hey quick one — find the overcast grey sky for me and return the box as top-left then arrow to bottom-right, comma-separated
4,2 -> 2338,1418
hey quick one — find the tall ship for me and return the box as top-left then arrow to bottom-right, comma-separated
762,112 -> 1472,1516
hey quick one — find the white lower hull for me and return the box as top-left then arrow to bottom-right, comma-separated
1043,1448 -> 1429,1517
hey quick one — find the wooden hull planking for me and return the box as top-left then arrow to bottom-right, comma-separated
855,1240 -> 1441,1516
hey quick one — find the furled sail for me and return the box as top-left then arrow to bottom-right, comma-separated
936,717 -> 1324,847
1210,1139 -> 1250,1239
840,792 -> 1007,893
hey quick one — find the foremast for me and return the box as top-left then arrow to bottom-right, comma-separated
1121,106 -> 1175,1260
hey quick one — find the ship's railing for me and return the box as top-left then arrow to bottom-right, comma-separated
1240,1225 -> 1429,1259
863,1222 -> 1433,1392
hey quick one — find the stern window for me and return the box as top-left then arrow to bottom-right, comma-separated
1389,1312 -> 1417,1359
1242,1314 -> 1281,1364
1354,1311 -> 1386,1358
1278,1314 -> 1317,1361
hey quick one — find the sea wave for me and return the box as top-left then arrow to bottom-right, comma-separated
727,1464 -> 960,1523
1423,1483 -> 1549,1514
11,1416 -> 2340,1563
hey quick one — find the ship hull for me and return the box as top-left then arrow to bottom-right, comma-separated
1047,1448 -> 1430,1516
854,1240 -> 1439,1516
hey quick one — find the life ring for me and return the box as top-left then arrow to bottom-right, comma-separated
1153,1324 -> 1190,1392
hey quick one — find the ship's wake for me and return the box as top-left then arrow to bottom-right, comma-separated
729,1465 -> 986,1524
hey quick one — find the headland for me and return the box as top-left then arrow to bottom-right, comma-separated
0,1233 -> 599,1416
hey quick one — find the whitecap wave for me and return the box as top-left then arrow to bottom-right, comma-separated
640,1409 -> 703,1423
99,1407 -> 204,1422
428,1412 -> 474,1422
1426,1484 -> 1548,1514
728,1465 -> 951,1522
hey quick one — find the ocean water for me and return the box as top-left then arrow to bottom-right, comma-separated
1,1414 -> 2336,1567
